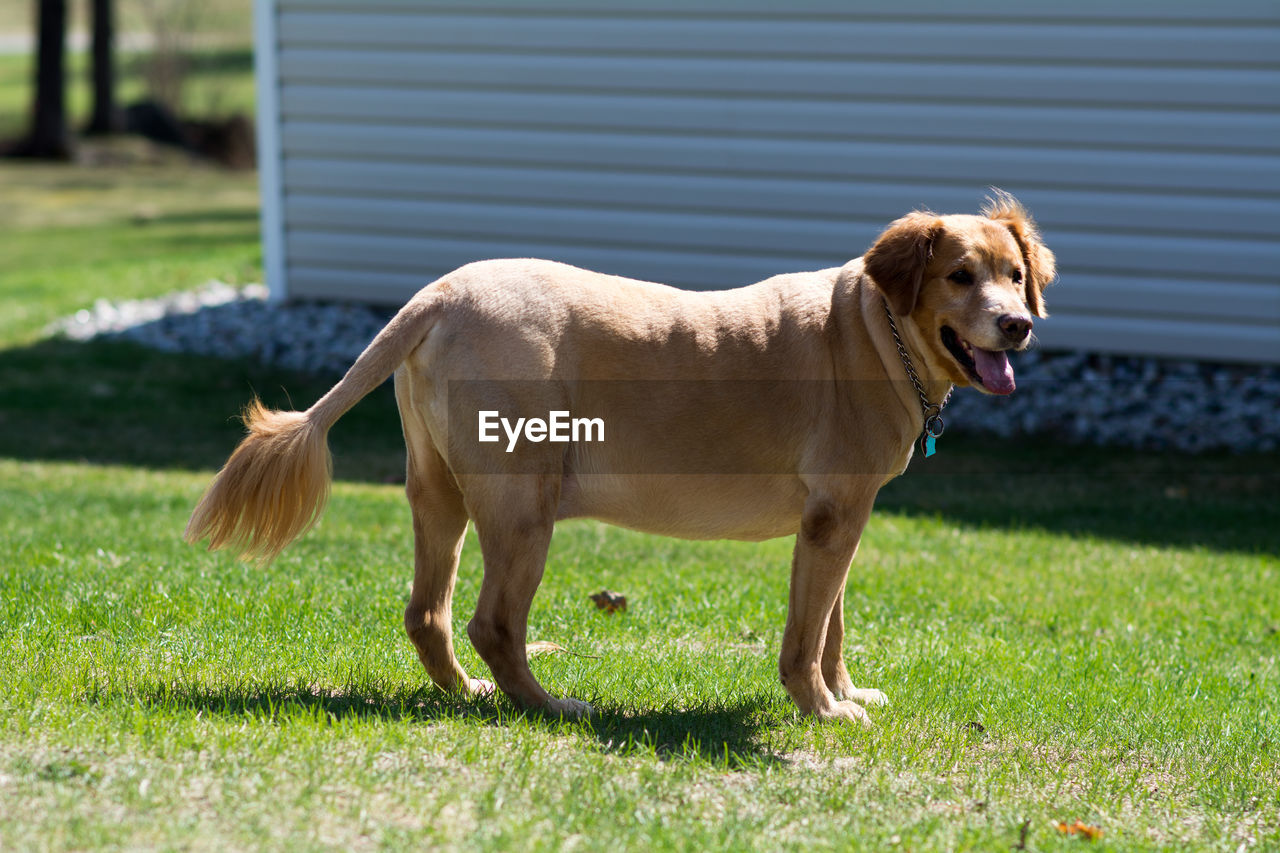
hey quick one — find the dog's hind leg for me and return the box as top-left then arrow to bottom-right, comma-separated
404,459 -> 489,695
398,374 -> 490,697
466,475 -> 591,718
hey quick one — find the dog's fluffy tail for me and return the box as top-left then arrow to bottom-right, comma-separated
184,290 -> 440,563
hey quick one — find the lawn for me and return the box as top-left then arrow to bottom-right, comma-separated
1,157 -> 1278,849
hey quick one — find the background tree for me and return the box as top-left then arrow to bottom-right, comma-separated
85,0 -> 122,135
7,0 -> 71,158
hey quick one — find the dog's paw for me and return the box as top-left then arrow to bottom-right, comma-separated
803,698 -> 874,726
829,700 -> 874,726
847,687 -> 888,707
543,697 -> 595,719
464,678 -> 496,697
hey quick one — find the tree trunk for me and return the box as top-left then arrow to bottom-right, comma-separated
9,0 -> 72,158
85,0 -> 121,135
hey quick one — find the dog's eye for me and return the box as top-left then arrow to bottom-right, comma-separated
948,269 -> 974,286
1011,269 -> 1024,284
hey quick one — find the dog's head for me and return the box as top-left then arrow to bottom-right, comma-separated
863,192 -> 1056,395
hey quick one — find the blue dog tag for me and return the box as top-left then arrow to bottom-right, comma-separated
921,413 -> 944,458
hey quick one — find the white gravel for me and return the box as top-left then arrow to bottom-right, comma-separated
50,281 -> 1280,453
53,281 -> 394,377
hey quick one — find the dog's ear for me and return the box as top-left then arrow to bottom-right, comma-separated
863,211 -> 944,317
982,190 -> 1057,318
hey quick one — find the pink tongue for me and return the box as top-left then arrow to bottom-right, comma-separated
973,347 -> 1016,395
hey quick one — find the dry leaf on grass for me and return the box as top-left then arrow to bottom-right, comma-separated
589,590 -> 627,614
525,640 -> 602,660
1054,820 -> 1104,840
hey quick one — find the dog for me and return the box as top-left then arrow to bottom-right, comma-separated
185,192 -> 1055,723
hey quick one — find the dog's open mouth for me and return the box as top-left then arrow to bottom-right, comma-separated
941,326 -> 1016,395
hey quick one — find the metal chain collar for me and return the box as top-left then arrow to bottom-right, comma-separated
882,297 -> 953,445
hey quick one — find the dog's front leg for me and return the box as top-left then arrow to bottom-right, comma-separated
820,587 -> 856,699
821,588 -> 888,708
779,488 -> 878,724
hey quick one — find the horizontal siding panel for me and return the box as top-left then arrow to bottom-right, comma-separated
1036,314 -> 1280,363
281,123 -> 1280,195
1044,232 -> 1274,282
285,195 -> 865,259
287,238 -> 825,292
284,194 -> 1276,282
287,229 -> 1278,325
279,12 -> 1280,65
286,260 -> 1280,364
279,86 -> 1280,155
281,159 -> 1280,240
287,266 -> 429,305
1048,275 -> 1280,324
278,0 -> 1280,23
278,49 -> 1280,110
268,1 -> 1280,363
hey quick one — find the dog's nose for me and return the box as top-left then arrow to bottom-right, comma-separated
998,314 -> 1033,343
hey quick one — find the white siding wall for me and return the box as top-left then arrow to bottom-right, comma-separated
261,0 -> 1280,363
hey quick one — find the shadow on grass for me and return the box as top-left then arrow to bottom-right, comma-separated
877,437 -> 1280,555
150,226 -> 265,252
119,47 -> 255,79
579,697 -> 786,768
0,335 -> 406,482
117,679 -> 784,768
144,208 -> 261,226
1,335 -> 1276,554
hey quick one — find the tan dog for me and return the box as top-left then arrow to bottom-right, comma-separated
186,193 -> 1055,723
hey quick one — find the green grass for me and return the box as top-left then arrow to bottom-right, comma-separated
3,459 -> 1277,850
1,160 -> 1278,850
0,160 -> 260,344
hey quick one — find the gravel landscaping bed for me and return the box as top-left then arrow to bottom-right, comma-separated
51,281 -> 1280,453
53,281 -> 395,378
